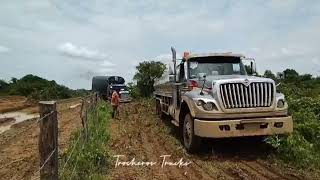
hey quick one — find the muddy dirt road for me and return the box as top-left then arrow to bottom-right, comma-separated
0,96 -> 32,113
110,101 -> 315,180
0,98 -> 82,180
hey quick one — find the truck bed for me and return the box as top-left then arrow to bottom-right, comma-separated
154,82 -> 173,98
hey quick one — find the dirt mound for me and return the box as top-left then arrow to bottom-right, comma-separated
109,101 -> 314,180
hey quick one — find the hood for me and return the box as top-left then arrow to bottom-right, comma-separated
193,75 -> 274,89
205,75 -> 271,82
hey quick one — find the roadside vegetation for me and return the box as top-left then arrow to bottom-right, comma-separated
59,100 -> 111,180
130,61 -> 166,97
0,74 -> 89,100
264,69 -> 320,170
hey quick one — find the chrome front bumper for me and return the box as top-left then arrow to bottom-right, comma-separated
194,116 -> 293,138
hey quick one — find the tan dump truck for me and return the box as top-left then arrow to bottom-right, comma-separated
154,47 -> 293,153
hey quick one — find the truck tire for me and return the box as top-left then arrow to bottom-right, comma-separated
183,113 -> 201,153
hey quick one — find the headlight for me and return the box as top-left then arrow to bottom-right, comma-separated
277,99 -> 285,108
195,99 -> 218,111
196,100 -> 204,106
202,102 -> 217,111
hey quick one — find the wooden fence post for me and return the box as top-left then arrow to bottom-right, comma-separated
39,101 -> 58,180
93,93 -> 98,122
81,98 -> 88,141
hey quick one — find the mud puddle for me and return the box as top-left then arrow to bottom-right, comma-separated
0,112 -> 39,134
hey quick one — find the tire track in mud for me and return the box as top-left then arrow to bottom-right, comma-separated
111,104 -> 179,179
238,160 -> 287,180
110,101 -> 218,180
109,101 -> 312,180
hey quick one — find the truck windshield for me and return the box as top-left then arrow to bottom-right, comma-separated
188,57 -> 247,78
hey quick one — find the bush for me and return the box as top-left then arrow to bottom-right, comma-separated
127,82 -> 140,99
266,132 -> 320,169
266,76 -> 320,170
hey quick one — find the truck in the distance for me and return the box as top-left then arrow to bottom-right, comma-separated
154,47 -> 293,153
92,76 -> 131,103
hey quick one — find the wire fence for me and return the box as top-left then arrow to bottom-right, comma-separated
58,92 -> 99,179
0,93 -> 99,180
60,130 -> 82,175
37,147 -> 57,174
0,110 -> 57,171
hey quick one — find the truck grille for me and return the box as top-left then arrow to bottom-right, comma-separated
219,82 -> 274,109
120,93 -> 129,99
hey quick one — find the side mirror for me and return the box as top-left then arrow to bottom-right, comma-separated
250,61 -> 257,75
171,47 -> 177,82
169,74 -> 175,82
242,57 -> 257,75
168,65 -> 174,75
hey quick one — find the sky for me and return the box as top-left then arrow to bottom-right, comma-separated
0,0 -> 320,89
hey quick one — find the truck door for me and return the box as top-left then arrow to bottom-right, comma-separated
172,65 -> 180,109
174,62 -> 186,108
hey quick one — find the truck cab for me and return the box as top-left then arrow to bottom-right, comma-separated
109,84 -> 131,103
92,76 -> 131,102
154,48 -> 293,153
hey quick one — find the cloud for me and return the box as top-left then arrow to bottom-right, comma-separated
79,68 -> 114,80
58,42 -> 109,61
0,45 -> 10,53
74,59 -> 116,81
57,42 -> 116,81
1,0 -> 320,89
154,52 -> 184,62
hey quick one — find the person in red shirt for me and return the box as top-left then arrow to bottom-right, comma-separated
111,90 -> 120,119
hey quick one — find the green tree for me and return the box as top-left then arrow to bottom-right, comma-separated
300,74 -> 312,81
5,74 -> 74,100
283,69 -> 299,80
133,61 -> 166,97
10,77 -> 18,84
0,79 -> 8,90
264,70 -> 276,80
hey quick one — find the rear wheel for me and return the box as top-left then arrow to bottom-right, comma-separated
183,113 -> 201,153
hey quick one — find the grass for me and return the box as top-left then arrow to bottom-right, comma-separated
59,100 -> 111,180
265,83 -> 320,174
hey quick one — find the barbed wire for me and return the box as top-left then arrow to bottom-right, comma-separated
37,111 -> 56,123
60,130 -> 83,176
36,147 -> 57,174
0,111 -> 58,170
70,137 -> 86,178
2,94 -> 97,179
1,111 -> 57,145
30,147 -> 57,180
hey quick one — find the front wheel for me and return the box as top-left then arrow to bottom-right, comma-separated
183,113 -> 201,153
